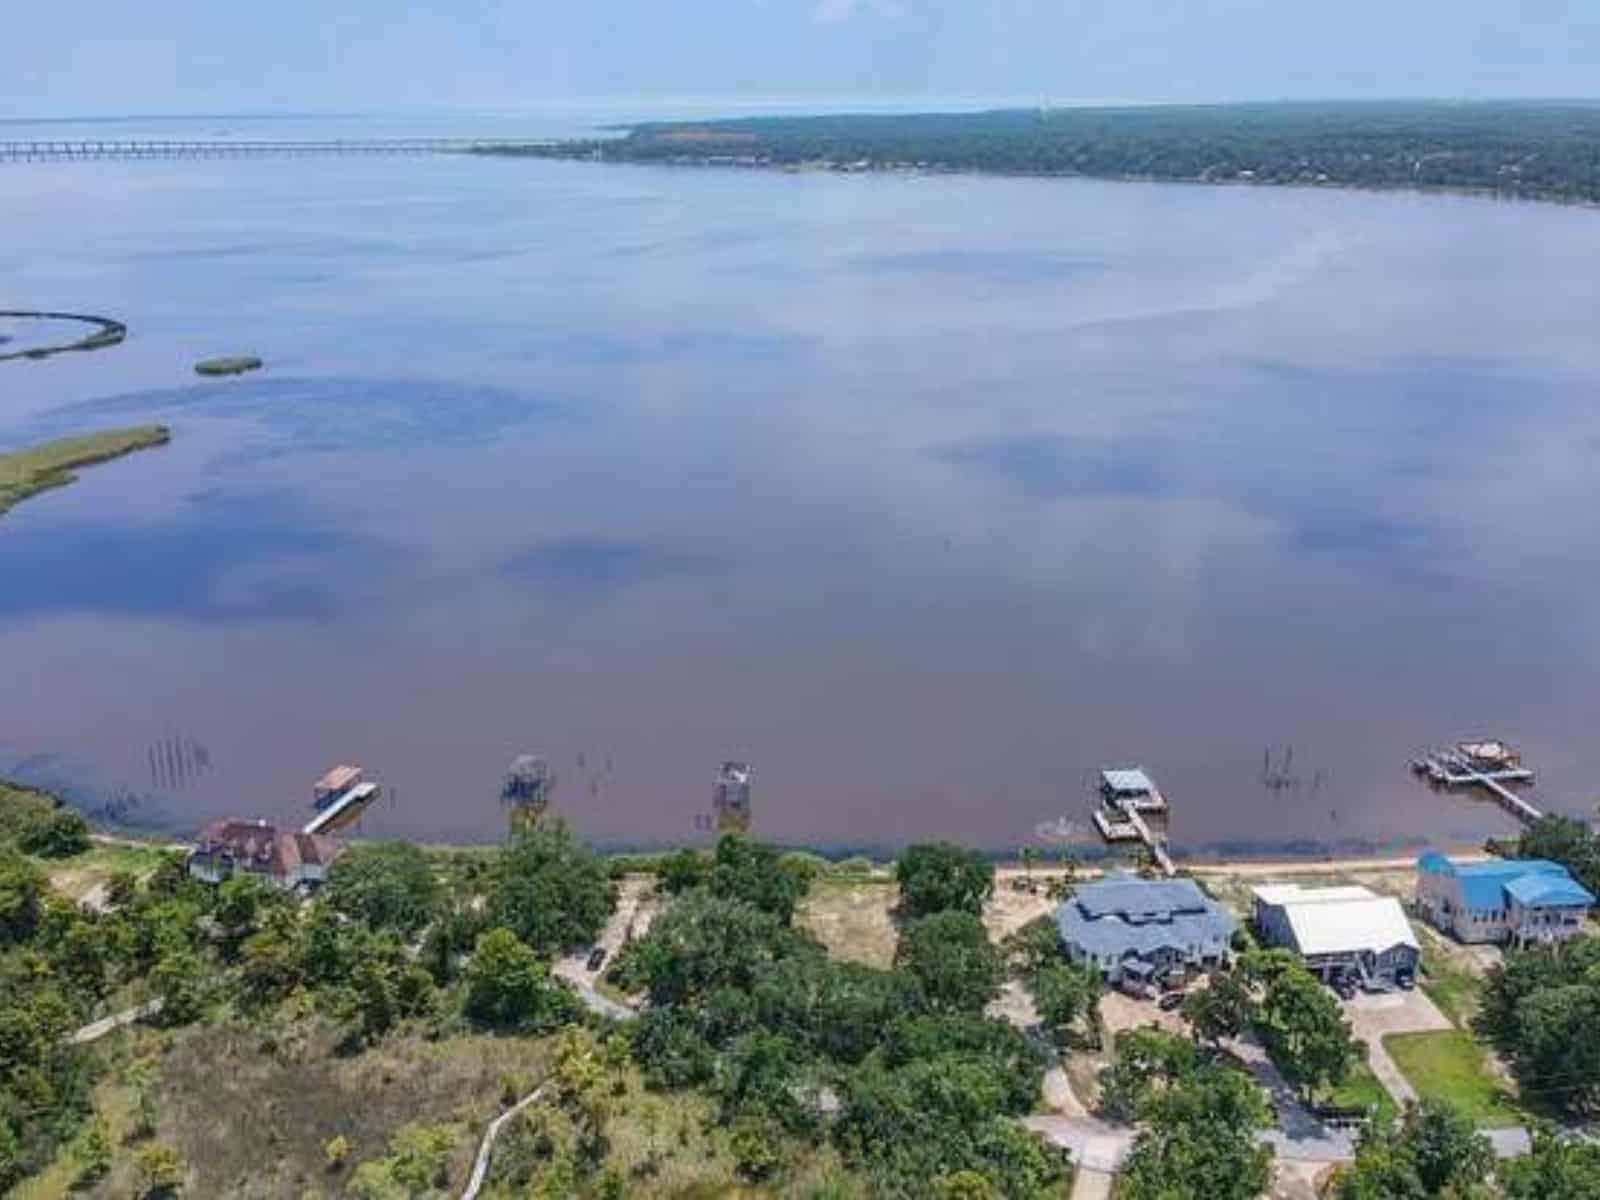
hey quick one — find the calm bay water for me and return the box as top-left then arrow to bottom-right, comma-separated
3,113 -> 1599,853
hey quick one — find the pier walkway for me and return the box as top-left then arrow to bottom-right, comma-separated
302,781 -> 380,836
1092,800 -> 1176,876
1413,746 -> 1543,824
0,138 -> 556,164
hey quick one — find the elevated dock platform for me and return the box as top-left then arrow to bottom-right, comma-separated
1093,766 -> 1175,876
302,781 -> 380,836
1412,740 -> 1543,825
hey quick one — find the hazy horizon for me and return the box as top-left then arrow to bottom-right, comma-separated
5,0 -> 1599,119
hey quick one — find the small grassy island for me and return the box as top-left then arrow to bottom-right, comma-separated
0,425 -> 171,520
483,100 -> 1600,207
0,310 -> 127,363
193,354 -> 263,377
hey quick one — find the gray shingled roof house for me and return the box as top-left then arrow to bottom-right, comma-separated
1056,872 -> 1238,984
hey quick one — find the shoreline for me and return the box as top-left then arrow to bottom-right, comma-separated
24,779 -> 1493,872
480,100 -> 1600,214
484,146 -> 1600,216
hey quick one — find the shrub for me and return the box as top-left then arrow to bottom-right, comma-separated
134,1142 -> 187,1197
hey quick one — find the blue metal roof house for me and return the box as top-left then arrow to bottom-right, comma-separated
1416,853 -> 1594,947
1055,871 -> 1237,984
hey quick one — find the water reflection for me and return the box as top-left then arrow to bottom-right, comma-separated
0,489 -> 383,622
1,148 -> 1598,850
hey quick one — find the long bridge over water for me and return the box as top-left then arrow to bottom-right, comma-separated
0,138 -> 559,163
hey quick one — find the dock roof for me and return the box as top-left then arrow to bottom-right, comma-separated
315,764 -> 362,792
1100,768 -> 1154,795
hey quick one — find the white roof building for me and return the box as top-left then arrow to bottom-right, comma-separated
1252,883 -> 1420,982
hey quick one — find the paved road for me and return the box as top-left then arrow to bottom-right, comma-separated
550,877 -> 656,1022
67,999 -> 163,1045
460,1084 -> 548,1200
554,968 -> 639,1023
1027,1110 -> 1529,1173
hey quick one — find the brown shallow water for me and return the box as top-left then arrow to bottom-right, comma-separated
2,127 -> 1599,853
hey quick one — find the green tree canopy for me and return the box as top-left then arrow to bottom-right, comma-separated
1029,962 -> 1103,1045
1331,1100 -> 1494,1199
895,842 -> 995,919
895,911 -> 1002,1015
1245,949 -> 1360,1099
1097,1027 -> 1200,1124
1478,936 -> 1600,1116
16,808 -> 90,859
1181,968 -> 1256,1048
464,926 -> 577,1030
1499,1126 -> 1600,1199
324,841 -> 441,935
611,890 -> 816,1007
1116,1062 -> 1273,1200
0,849 -> 45,945
707,835 -> 815,924
489,822 -> 616,958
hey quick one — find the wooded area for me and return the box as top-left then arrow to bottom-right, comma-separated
492,102 -> 1600,206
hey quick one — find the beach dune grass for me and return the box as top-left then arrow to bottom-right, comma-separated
0,425 -> 170,519
1384,1030 -> 1523,1127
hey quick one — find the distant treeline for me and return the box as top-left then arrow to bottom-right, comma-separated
484,101 -> 1600,205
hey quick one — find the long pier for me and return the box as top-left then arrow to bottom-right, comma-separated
0,138 -> 557,164
1412,743 -> 1543,825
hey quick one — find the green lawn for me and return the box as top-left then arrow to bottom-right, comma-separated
1321,1062 -> 1398,1124
1385,1031 -> 1522,1127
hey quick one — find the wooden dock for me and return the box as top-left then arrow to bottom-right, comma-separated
302,781 -> 379,836
1412,741 -> 1543,825
1092,768 -> 1176,876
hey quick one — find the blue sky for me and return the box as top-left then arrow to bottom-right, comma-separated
3,0 -> 1597,116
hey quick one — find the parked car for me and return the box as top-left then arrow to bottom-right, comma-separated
1157,991 -> 1186,1012
586,946 -> 607,972
1395,971 -> 1416,991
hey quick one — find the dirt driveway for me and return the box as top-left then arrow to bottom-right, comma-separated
1098,989 -> 1187,1037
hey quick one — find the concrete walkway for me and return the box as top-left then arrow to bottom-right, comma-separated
1367,1036 -> 1416,1104
66,998 -> 163,1045
1042,1066 -> 1090,1119
460,1084 -> 547,1200
1344,990 -> 1452,1107
1021,1114 -> 1134,1173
